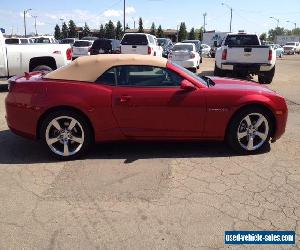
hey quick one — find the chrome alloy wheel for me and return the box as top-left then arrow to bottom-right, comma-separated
237,113 -> 269,151
45,116 -> 84,157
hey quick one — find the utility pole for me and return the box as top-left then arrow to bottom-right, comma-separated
23,8 -> 32,37
287,20 -> 297,30
222,3 -> 232,32
123,0 -> 126,33
203,13 -> 207,32
132,17 -> 136,29
32,15 -> 38,35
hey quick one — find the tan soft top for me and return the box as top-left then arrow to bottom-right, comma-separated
45,54 -> 168,82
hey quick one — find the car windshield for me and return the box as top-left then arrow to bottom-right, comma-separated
157,39 -> 167,46
171,62 -> 208,87
73,41 -> 92,47
224,35 -> 260,46
173,44 -> 193,51
121,35 -> 148,45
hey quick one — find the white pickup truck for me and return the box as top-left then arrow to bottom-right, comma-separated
120,33 -> 163,57
215,32 -> 276,84
0,32 -> 72,78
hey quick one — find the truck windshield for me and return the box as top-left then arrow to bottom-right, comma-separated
224,35 -> 260,46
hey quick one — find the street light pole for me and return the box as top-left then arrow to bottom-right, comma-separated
203,13 -> 207,32
23,8 -> 32,37
221,3 -> 233,32
287,20 -> 297,30
60,18 -> 64,29
123,0 -> 126,33
32,15 -> 38,36
270,17 -> 279,28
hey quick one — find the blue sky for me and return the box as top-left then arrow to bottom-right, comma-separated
1,0 -> 300,36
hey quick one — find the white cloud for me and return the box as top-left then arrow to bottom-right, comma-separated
125,6 -> 136,14
45,14 -> 58,20
103,9 -> 122,17
36,21 -> 45,26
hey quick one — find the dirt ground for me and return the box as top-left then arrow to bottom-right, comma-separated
0,56 -> 299,250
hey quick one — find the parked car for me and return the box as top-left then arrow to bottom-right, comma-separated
60,38 -> 78,45
182,40 -> 203,63
72,40 -> 94,59
214,32 -> 276,84
283,42 -> 300,55
33,36 -> 57,44
120,33 -> 163,57
81,36 -> 99,41
157,38 -> 173,58
90,39 -> 120,55
5,54 -> 287,160
201,43 -> 211,57
168,43 -> 200,72
5,37 -> 33,44
0,31 -> 72,77
269,44 -> 284,58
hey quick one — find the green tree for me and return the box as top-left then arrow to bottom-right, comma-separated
105,20 -> 116,39
125,23 -> 130,30
259,32 -> 267,42
150,22 -> 156,35
61,22 -> 68,39
82,22 -> 91,37
178,22 -> 187,42
115,21 -> 123,40
188,27 -> 196,40
138,17 -> 144,33
54,24 -> 61,40
156,25 -> 164,38
292,28 -> 300,35
68,20 -> 77,38
268,27 -> 286,42
99,24 -> 105,38
196,27 -> 204,41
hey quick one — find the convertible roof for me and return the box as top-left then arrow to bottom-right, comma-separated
45,54 -> 168,82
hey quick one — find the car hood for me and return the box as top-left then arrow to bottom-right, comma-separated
208,76 -> 276,94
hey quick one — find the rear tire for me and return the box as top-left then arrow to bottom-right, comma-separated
258,66 -> 275,84
214,64 -> 225,77
227,107 -> 272,154
40,109 -> 93,160
32,65 -> 53,73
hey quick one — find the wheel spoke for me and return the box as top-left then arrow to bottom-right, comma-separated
254,116 -> 264,129
244,115 -> 252,126
63,141 -> 70,156
52,119 -> 61,130
247,137 -> 254,150
238,131 -> 247,139
71,136 -> 84,144
47,137 -> 59,145
255,131 -> 267,141
68,118 -> 77,131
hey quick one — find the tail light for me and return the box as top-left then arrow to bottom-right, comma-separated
148,46 -> 152,55
190,52 -> 196,59
222,49 -> 227,60
66,48 -> 72,61
268,49 -> 272,61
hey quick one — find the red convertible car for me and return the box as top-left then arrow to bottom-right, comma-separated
5,54 -> 287,160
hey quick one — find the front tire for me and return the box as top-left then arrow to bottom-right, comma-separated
227,107 -> 272,154
40,109 -> 93,160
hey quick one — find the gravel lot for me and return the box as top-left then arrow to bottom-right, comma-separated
0,56 -> 299,250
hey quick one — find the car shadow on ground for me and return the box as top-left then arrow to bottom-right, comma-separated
199,71 -> 259,84
0,129 -> 271,165
0,83 -> 8,93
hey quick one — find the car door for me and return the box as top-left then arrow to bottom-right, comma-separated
111,65 -> 206,138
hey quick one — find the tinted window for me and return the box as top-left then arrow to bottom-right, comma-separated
5,39 -> 19,44
95,68 -> 117,85
148,36 -> 154,44
92,39 -> 112,50
224,35 -> 260,46
73,41 -> 92,47
173,44 -> 194,51
60,39 -> 75,44
116,66 -> 183,87
20,39 -> 28,44
121,34 -> 148,45
35,38 -> 51,43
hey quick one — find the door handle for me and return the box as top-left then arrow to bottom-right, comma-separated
119,95 -> 132,103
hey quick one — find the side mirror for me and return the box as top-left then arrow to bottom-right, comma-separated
180,79 -> 196,91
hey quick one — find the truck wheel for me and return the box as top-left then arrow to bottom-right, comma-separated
32,65 -> 53,73
258,66 -> 275,84
214,64 -> 225,77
